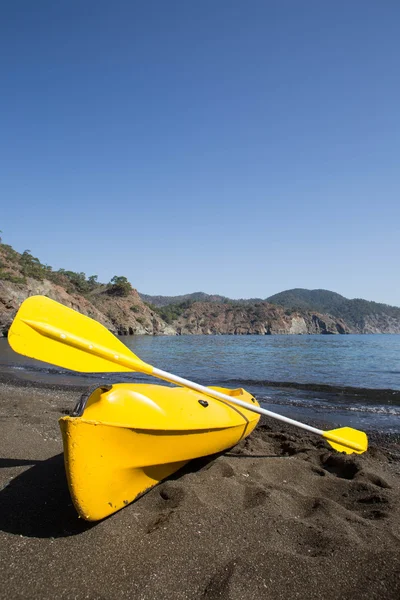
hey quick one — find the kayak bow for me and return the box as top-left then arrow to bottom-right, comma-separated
60,383 -> 259,520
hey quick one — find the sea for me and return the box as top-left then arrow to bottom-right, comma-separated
1,334 -> 399,433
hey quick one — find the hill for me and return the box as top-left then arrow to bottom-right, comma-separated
266,289 -> 348,312
0,242 -> 175,337
140,288 -> 400,334
1,239 -> 399,336
139,291 -> 229,308
139,292 -> 264,307
266,288 -> 400,332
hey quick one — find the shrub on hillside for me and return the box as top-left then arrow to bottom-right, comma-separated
107,276 -> 132,297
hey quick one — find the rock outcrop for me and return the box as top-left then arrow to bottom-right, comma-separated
0,279 -> 175,337
1,242 -> 399,336
172,302 -> 350,335
2,280 -> 399,337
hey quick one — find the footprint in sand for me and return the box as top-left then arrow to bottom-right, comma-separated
320,453 -> 360,479
145,510 -> 174,534
298,526 -> 334,558
202,560 -> 236,599
207,462 -> 235,478
353,486 -> 391,520
158,482 -> 186,508
265,432 -> 312,456
311,466 -> 326,477
356,470 -> 392,489
145,483 -> 187,533
243,483 -> 270,509
357,493 -> 389,505
331,475 -> 393,521
365,509 -> 390,520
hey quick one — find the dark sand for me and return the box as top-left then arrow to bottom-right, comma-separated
1,375 -> 400,599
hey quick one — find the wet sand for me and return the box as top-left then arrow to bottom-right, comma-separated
1,375 -> 400,599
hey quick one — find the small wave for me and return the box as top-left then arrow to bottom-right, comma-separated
222,378 -> 400,404
258,395 -> 400,417
2,363 -> 145,380
346,405 -> 400,416
3,363 -> 84,376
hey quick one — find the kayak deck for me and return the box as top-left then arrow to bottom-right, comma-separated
59,383 -> 260,521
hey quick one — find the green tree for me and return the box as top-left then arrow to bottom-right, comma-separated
107,275 -> 132,297
19,250 -> 46,280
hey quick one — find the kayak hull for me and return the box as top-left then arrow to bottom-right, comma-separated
59,383 -> 260,521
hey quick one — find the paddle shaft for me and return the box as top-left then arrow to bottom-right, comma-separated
153,368 -> 323,435
154,370 -> 366,452
22,319 -> 324,435
151,367 -> 362,451
20,316 -> 366,452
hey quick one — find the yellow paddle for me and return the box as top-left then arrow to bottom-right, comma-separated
8,295 -> 368,454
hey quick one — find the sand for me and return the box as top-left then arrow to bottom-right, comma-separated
1,375 -> 400,599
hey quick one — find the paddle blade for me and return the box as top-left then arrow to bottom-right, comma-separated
8,295 -> 151,374
323,427 -> 368,454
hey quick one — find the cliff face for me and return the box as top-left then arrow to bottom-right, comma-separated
265,288 -> 400,333
172,304 -> 400,335
0,278 -> 111,335
0,238 -> 179,336
0,279 -> 175,337
172,302 -> 351,335
1,242 -> 399,337
360,314 -> 400,334
143,290 -> 400,335
2,281 -> 400,337
87,287 -> 176,336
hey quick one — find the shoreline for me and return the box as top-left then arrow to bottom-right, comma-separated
1,369 -> 400,440
1,378 -> 400,598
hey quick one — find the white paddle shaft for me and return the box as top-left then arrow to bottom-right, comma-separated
21,318 -> 322,435
153,368 -> 323,435
14,305 -> 366,453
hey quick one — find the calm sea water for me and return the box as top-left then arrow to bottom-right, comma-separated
1,334 -> 399,432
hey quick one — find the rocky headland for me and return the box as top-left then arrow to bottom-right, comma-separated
1,242 -> 399,337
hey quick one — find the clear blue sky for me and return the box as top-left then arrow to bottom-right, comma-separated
1,1 -> 399,305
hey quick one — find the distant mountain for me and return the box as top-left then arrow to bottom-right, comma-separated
139,291 -> 230,307
265,288 -> 400,331
266,289 -> 347,312
140,287 -> 400,334
139,291 -> 264,307
1,237 -> 399,336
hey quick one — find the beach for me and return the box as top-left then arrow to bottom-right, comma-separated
1,374 -> 400,600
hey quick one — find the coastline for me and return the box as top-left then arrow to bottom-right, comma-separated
1,377 -> 400,599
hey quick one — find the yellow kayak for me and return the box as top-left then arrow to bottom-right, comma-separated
59,383 -> 260,521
